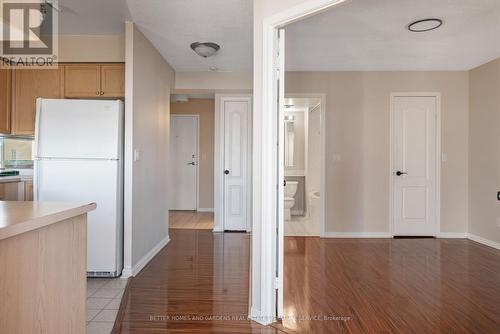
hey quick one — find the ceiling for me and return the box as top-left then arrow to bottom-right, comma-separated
285,0 -> 500,71
58,0 -> 131,35
126,0 -> 253,72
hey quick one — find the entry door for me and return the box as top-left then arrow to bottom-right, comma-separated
223,100 -> 249,231
170,115 -> 198,210
392,96 -> 438,236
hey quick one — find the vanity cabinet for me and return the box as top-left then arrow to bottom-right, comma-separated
0,68 -> 11,134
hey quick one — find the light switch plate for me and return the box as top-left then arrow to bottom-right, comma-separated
133,149 -> 140,162
496,218 -> 500,228
332,154 -> 341,162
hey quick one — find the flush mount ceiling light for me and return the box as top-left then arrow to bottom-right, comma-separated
190,42 -> 220,58
408,18 -> 443,32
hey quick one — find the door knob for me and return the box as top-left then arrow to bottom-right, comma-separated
224,170 -> 230,175
187,162 -> 195,165
396,171 -> 408,176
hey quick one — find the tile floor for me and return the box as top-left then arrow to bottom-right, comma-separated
284,215 -> 320,236
87,277 -> 127,334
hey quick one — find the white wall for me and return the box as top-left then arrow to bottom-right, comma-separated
123,22 -> 175,276
307,105 -> 321,194
469,59 -> 500,245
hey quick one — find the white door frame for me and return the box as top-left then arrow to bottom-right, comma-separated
254,0 -> 349,325
170,114 -> 200,211
389,92 -> 441,237
285,93 -> 327,237
214,95 -> 253,233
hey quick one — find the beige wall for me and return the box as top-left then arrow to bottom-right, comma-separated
175,72 -> 252,92
124,22 -> 175,274
170,99 -> 215,209
286,71 -> 469,234
469,59 -> 500,244
59,35 -> 125,62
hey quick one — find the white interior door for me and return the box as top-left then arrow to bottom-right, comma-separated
392,95 -> 439,236
223,100 -> 249,231
170,115 -> 198,210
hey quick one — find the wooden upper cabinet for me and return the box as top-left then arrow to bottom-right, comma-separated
64,63 -> 124,98
13,67 -> 64,135
100,64 -> 125,98
0,69 -> 12,134
64,64 -> 101,98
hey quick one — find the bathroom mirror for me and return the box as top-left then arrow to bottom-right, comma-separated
284,121 -> 295,167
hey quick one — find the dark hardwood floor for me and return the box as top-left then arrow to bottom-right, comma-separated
117,229 -> 278,333
274,237 -> 500,334
116,228 -> 500,333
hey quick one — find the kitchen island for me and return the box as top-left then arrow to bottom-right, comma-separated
0,201 -> 96,334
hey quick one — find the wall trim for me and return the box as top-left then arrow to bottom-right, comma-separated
121,237 -> 170,278
467,233 -> 500,251
437,232 -> 468,238
197,208 -> 214,213
256,0 -> 350,324
323,232 -> 392,238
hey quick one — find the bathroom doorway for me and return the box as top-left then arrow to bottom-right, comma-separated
282,95 -> 325,237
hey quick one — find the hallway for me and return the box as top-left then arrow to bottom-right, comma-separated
116,229 -> 276,333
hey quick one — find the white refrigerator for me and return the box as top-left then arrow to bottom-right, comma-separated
34,98 -> 124,277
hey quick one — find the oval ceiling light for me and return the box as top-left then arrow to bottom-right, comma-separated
190,42 -> 220,58
408,18 -> 443,32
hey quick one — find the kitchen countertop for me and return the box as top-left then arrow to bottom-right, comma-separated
0,176 -> 22,183
0,201 -> 96,240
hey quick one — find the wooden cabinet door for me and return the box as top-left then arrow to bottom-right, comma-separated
14,68 -> 64,135
100,64 -> 125,98
0,69 -> 12,134
24,181 -> 33,201
64,64 -> 101,98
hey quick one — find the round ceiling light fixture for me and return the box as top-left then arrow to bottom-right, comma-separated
190,42 -> 220,58
408,18 -> 443,32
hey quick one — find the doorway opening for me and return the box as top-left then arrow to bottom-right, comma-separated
282,95 -> 325,237
169,95 -> 215,230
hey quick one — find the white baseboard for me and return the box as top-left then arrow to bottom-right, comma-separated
323,232 -> 392,238
121,237 -> 170,278
197,208 -> 214,213
467,233 -> 500,251
437,232 -> 468,238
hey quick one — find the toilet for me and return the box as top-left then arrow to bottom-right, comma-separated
284,181 -> 299,221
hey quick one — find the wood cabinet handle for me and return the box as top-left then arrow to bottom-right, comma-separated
100,91 -> 104,95
96,91 -> 100,96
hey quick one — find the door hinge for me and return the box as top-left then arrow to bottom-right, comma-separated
274,277 -> 280,290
